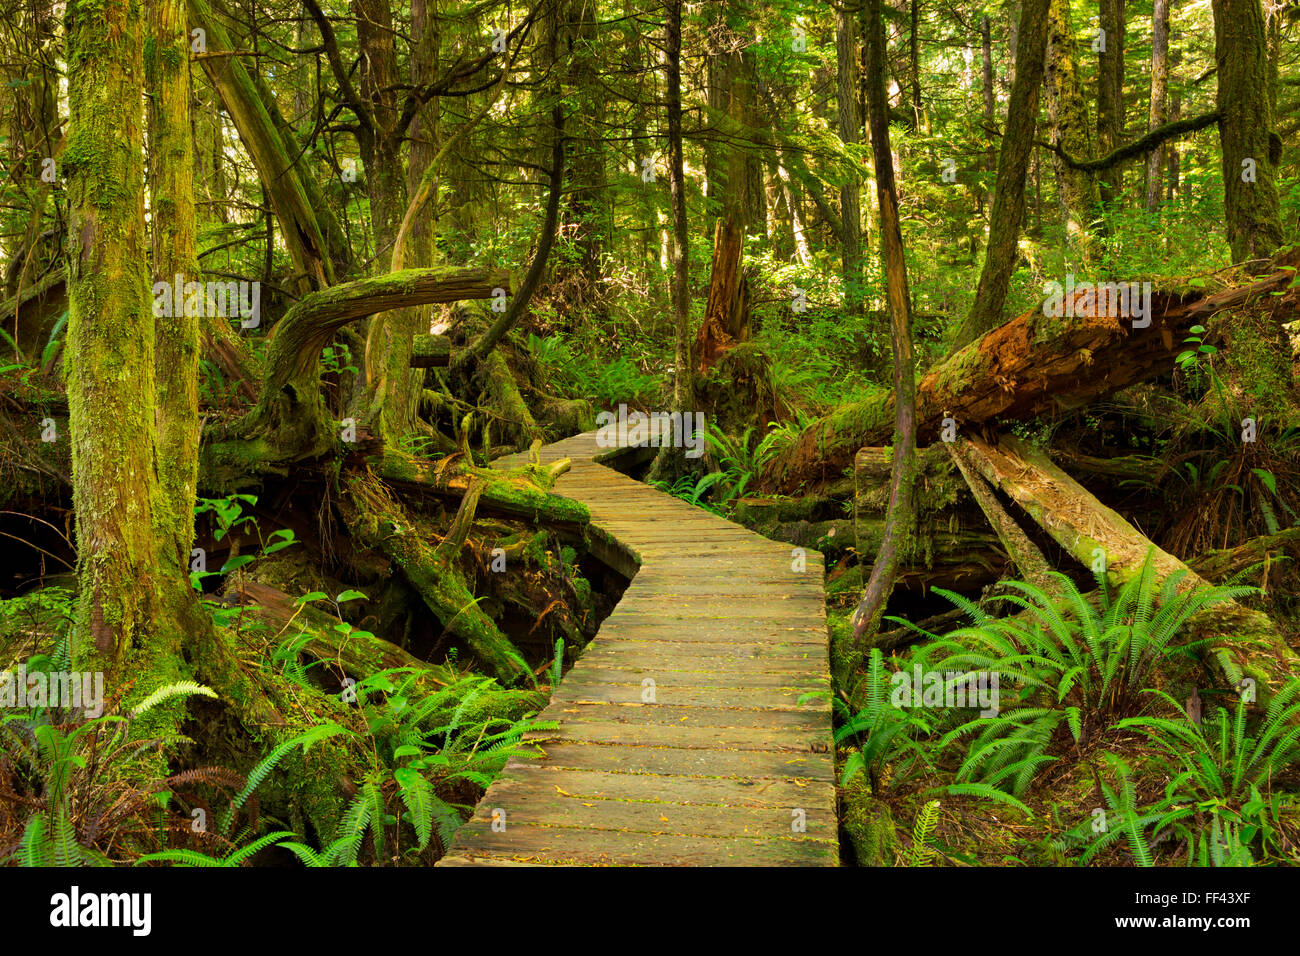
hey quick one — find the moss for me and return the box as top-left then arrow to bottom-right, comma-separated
841,780 -> 898,866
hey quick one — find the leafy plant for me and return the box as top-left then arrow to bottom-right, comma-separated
907,799 -> 941,867
834,648 -> 933,795
900,550 -> 1254,796
321,669 -> 556,864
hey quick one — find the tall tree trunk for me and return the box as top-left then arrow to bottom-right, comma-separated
836,3 -> 863,315
351,0 -> 423,442
650,0 -> 691,483
66,0 -> 177,682
1096,0 -> 1125,209
981,15 -> 996,183
853,0 -> 918,643
561,0 -> 607,311
950,0 -> 1051,352
147,0 -> 202,587
1145,0 -> 1170,211
1211,0 -> 1284,265
1044,0 -> 1101,247
910,0 -> 923,126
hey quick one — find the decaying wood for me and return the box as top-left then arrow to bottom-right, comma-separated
761,264 -> 1300,494
410,334 -> 451,367
694,217 -> 750,373
944,441 -> 1055,591
960,433 -> 1298,692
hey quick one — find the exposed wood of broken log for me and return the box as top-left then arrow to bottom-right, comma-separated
960,433 -> 1298,693
944,442 -> 1056,591
761,265 -> 1300,494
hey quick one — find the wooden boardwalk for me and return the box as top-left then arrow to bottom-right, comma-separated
437,430 -> 837,866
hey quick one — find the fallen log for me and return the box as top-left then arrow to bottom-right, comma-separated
342,471 -> 531,685
960,433 -> 1298,694
760,265 -> 1300,494
944,442 -> 1055,591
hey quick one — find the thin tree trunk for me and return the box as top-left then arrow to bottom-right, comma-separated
836,4 -> 863,315
1145,0 -> 1170,211
650,0 -> 691,482
853,0 -> 918,643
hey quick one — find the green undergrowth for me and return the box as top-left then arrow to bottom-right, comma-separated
829,553 -> 1300,867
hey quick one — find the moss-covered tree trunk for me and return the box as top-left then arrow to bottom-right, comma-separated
65,0 -> 180,684
1211,0 -> 1284,265
949,0 -> 1050,352
355,0 -> 423,444
1044,0 -> 1101,247
147,0 -> 202,587
1096,0 -> 1125,209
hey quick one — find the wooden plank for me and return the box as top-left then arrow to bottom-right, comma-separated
527,719 -> 827,752
467,784 -> 837,840
551,681 -> 829,711
562,665 -> 830,690
491,766 -> 834,807
509,742 -> 836,781
448,822 -> 837,866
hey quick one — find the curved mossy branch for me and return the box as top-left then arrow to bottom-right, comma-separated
1029,111 -> 1221,173
238,266 -> 510,461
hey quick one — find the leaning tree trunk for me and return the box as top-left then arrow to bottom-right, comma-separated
852,0 -> 919,643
